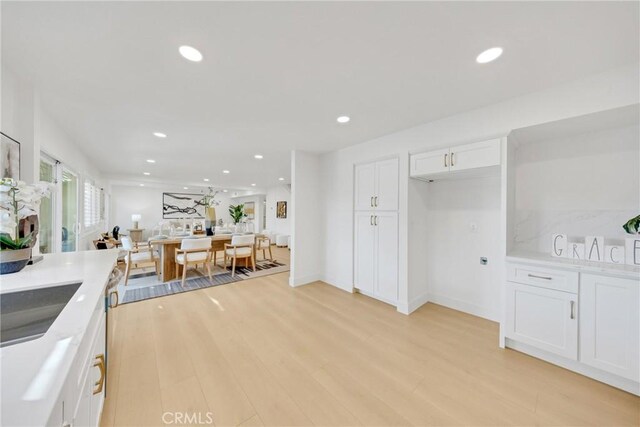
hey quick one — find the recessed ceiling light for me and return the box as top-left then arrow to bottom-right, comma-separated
153,132 -> 167,138
251,183 -> 256,187
183,187 -> 188,190
203,178 -> 210,182
143,172 -> 151,176
337,116 -> 350,123
254,154 -> 263,159
139,184 -> 144,187
179,45 -> 203,62
476,47 -> 503,64
223,189 -> 228,193
146,159 -> 156,163
222,170 -> 230,174
278,177 -> 284,181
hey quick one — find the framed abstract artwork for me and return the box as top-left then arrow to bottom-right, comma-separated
1,132 -> 20,180
276,201 -> 287,219
162,192 -> 205,219
244,201 -> 255,220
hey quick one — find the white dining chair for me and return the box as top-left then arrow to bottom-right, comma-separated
224,234 -> 256,277
121,236 -> 159,286
175,237 -> 212,286
256,236 -> 273,261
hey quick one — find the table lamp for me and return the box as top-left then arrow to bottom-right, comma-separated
131,214 -> 141,229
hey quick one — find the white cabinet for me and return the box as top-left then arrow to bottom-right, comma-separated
410,138 -> 501,179
354,212 -> 376,294
354,158 -> 398,211
506,282 -> 578,360
353,157 -> 399,305
354,211 -> 398,304
449,139 -> 501,172
580,274 -> 639,381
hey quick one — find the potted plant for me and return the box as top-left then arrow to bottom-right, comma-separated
228,204 -> 246,224
0,178 -> 52,274
623,214 -> 640,235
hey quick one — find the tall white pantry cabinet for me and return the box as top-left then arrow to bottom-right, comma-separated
354,158 -> 399,305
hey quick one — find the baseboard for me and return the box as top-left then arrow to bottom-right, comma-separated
397,291 -> 430,315
289,273 -> 322,287
319,275 -> 354,293
506,339 -> 640,396
426,293 -> 498,322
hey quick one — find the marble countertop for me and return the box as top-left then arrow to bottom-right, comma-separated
0,249 -> 119,426
507,250 -> 640,280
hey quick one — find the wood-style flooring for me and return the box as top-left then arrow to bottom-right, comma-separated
101,267 -> 639,426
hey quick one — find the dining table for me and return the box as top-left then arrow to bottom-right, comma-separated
149,233 -> 263,282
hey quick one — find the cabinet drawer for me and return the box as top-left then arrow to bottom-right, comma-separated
507,263 -> 578,293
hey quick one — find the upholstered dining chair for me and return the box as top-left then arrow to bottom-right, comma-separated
224,234 -> 256,277
175,237 -> 213,286
256,236 -> 273,261
121,236 -> 159,286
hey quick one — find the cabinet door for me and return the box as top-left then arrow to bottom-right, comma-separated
580,274 -> 639,381
354,163 -> 376,211
506,282 -> 578,360
90,312 -> 107,426
354,212 -> 375,293
374,212 -> 398,303
375,158 -> 399,211
449,138 -> 500,172
410,148 -> 450,177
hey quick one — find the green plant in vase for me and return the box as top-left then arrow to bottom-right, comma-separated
0,178 -> 52,274
623,214 -> 640,235
229,204 -> 246,224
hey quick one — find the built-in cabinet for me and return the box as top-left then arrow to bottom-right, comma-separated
506,260 -> 640,395
354,158 -> 399,305
580,273 -> 639,382
410,138 -> 501,179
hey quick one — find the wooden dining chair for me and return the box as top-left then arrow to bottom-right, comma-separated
256,236 -> 273,261
224,234 -> 256,277
121,236 -> 159,286
175,237 -> 213,286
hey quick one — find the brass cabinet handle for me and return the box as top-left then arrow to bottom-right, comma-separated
570,301 -> 576,319
93,354 -> 106,395
444,153 -> 448,168
109,290 -> 119,308
451,152 -> 455,167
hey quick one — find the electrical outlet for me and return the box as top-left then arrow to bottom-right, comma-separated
480,257 -> 488,265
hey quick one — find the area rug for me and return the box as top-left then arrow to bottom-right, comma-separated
119,259 -> 289,304
120,273 -> 242,304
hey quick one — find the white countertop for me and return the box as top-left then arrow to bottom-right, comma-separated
0,250 -> 119,427
507,250 -> 640,280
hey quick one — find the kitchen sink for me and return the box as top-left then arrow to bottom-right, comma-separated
0,282 -> 82,347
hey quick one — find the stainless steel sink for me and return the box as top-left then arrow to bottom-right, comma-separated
0,282 -> 82,347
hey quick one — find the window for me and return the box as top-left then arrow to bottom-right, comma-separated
83,180 -> 102,228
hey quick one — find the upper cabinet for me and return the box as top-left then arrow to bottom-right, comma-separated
410,138 -> 501,179
355,158 -> 398,211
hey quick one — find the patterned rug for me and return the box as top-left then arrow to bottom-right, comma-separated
120,273 -> 242,304
120,259 -> 288,304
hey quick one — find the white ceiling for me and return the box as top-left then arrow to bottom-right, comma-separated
2,1 -> 638,190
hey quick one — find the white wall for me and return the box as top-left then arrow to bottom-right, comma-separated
265,185 -> 291,236
232,194 -> 265,233
2,65 -> 106,251
317,63 -> 640,317
290,150 -> 323,286
110,184 -> 234,238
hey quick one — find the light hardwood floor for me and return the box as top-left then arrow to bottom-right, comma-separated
101,270 -> 639,427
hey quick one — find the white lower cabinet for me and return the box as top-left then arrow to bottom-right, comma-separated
354,211 -> 398,304
580,274 -> 639,381
506,261 -> 640,395
506,282 -> 578,360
